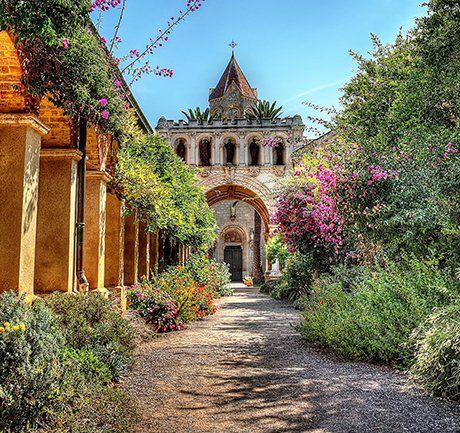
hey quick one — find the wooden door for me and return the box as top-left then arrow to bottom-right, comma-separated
224,246 -> 243,282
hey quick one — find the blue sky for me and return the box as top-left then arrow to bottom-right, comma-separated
100,0 -> 425,133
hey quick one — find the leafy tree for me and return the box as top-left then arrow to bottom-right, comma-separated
246,100 -> 283,120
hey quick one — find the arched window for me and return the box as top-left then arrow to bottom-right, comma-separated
249,138 -> 261,166
199,138 -> 212,166
175,138 -> 186,162
274,140 -> 285,165
224,138 -> 237,165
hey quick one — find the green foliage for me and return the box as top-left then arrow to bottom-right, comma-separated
62,348 -> 112,387
0,292 -> 65,431
0,0 -> 127,132
116,134 -> 217,252
262,253 -> 314,302
246,99 -> 283,120
266,234 -> 289,268
300,258 -> 459,366
410,301 -> 460,400
184,254 -> 232,296
44,293 -> 135,380
36,384 -> 137,433
332,4 -> 460,266
182,107 -> 212,122
0,292 -> 136,432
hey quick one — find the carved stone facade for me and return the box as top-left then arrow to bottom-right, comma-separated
157,53 -> 305,279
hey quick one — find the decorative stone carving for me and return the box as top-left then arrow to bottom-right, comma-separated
199,167 -> 212,177
273,166 -> 286,177
248,166 -> 261,177
224,229 -> 243,244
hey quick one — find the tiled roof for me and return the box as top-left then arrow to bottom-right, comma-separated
209,53 -> 257,100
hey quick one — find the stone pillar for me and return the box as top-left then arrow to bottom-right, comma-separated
105,193 -> 125,288
213,136 -> 222,166
0,115 -> 48,298
123,212 -> 137,286
252,210 -> 264,283
264,143 -> 271,166
83,170 -> 109,292
34,148 -> 81,294
190,135 -> 196,166
138,222 -> 148,280
239,138 -> 247,166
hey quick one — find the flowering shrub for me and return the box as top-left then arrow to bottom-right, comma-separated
182,254 -> 232,297
273,149 -> 345,271
243,276 -> 253,287
127,284 -> 184,333
128,258 -> 230,333
157,265 -> 218,323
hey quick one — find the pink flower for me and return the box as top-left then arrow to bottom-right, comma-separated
62,38 -> 70,49
101,110 -> 110,120
99,98 -> 108,107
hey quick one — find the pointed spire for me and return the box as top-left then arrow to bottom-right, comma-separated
209,52 -> 257,101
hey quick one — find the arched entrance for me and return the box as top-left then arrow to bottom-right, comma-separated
205,184 -> 270,236
205,184 -> 270,282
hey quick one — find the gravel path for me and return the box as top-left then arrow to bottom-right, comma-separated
123,285 -> 460,433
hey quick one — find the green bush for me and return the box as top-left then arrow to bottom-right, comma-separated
184,254 -> 232,296
0,292 -> 65,431
37,384 -> 137,433
410,302 -> 460,400
261,253 -> 314,302
300,258 -> 459,366
44,293 -> 135,380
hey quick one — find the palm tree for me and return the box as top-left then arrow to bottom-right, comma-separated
181,107 -> 212,122
246,100 -> 283,120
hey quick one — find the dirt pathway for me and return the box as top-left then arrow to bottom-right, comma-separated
123,286 -> 460,433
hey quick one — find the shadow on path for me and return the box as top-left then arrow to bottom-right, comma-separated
123,287 -> 460,433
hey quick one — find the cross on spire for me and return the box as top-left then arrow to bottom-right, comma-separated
229,40 -> 238,53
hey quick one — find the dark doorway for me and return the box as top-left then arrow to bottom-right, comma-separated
224,246 -> 243,282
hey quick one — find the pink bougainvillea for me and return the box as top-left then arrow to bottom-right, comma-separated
273,163 -> 344,255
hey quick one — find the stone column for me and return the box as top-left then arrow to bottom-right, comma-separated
189,135 -> 197,166
264,142 -> 271,166
83,170 -> 109,292
104,193 -> 125,288
138,222 -> 148,280
239,138 -> 247,166
0,114 -> 48,299
252,210 -> 264,283
34,148 -> 81,294
213,136 -> 222,166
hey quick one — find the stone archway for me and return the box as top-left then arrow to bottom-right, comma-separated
205,184 -> 271,236
205,183 -> 270,280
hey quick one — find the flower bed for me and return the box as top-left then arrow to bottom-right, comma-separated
127,256 -> 231,333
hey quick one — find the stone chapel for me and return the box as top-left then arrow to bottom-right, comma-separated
157,52 -> 305,281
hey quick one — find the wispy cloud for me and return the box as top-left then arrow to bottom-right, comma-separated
281,80 -> 345,105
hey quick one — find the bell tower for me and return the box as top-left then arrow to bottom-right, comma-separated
208,47 -> 258,119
